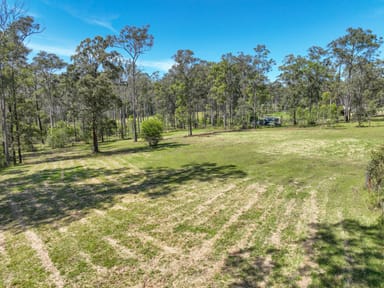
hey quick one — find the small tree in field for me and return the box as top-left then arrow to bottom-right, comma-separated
141,118 -> 163,147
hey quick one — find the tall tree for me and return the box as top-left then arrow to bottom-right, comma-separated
111,25 -> 154,142
279,54 -> 307,125
154,72 -> 178,128
0,1 -> 39,165
71,36 -> 117,153
209,54 -> 240,129
238,45 -> 275,128
171,49 -> 199,136
32,51 -> 66,130
328,27 -> 382,122
304,46 -> 331,112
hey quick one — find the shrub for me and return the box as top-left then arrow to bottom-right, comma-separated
140,118 -> 163,147
366,145 -> 384,214
46,121 -> 72,149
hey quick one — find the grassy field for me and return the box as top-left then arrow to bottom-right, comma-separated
0,124 -> 383,287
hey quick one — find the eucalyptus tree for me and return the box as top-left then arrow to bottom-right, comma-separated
111,25 -> 154,142
350,59 -> 384,125
0,1 -> 40,165
236,45 -> 275,128
328,27 -> 383,122
191,61 -> 211,128
234,52 -> 253,127
113,58 -> 130,139
136,72 -> 154,121
208,54 -> 240,128
279,54 -> 307,125
71,36 -> 117,153
304,46 -> 332,112
222,53 -> 242,128
11,65 -> 43,152
208,61 -> 227,127
250,46 -> 274,126
154,72 -> 178,128
269,80 -> 285,111
32,51 -> 66,130
171,49 -> 199,136
59,64 -> 82,141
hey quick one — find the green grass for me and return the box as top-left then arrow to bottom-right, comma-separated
0,123 -> 383,287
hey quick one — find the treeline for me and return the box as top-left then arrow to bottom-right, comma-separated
1,1 -> 384,166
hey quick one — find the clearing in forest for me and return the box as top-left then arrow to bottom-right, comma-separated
0,125 -> 383,287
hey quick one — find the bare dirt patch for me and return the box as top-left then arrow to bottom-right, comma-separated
296,190 -> 319,288
9,199 -> 66,288
266,139 -> 328,156
183,183 -> 267,286
25,230 -> 65,288
197,183 -> 266,257
270,199 -> 296,247
0,230 -> 6,256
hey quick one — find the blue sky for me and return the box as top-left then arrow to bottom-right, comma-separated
18,0 -> 384,79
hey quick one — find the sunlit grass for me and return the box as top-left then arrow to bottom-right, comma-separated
0,124 -> 383,287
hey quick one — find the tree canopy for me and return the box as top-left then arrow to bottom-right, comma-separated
1,0 -> 384,165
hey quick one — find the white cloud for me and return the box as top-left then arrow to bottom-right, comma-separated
84,17 -> 117,33
53,2 -> 118,33
28,42 -> 75,58
138,59 -> 174,72
39,1 -> 118,32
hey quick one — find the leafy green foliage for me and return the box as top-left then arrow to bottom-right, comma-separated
46,121 -> 73,148
140,118 -> 163,147
366,145 -> 384,210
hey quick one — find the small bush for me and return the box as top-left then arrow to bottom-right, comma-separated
141,118 -> 163,147
366,145 -> 384,214
46,121 -> 72,149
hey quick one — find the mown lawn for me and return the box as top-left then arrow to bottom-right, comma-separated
0,124 -> 383,287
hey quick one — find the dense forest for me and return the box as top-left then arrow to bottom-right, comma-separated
1,1 -> 384,166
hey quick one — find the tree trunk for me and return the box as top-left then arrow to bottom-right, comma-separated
120,106 -> 126,139
35,97 -> 45,144
132,63 -> 138,142
229,100 -> 233,129
137,115 -> 141,136
73,118 -> 77,142
344,105 -> 350,122
13,99 -> 22,163
9,104 -> 16,165
49,96 -> 54,130
0,90 -> 9,166
293,109 -> 297,125
10,74 -> 22,164
188,110 -> 193,136
92,116 -> 99,153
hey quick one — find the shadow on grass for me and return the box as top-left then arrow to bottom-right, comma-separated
25,142 -> 188,165
307,220 -> 383,287
100,142 -> 187,157
221,220 -> 383,287
0,162 -> 246,232
222,247 -> 291,287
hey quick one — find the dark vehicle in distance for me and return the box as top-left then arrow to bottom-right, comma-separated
259,116 -> 281,127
